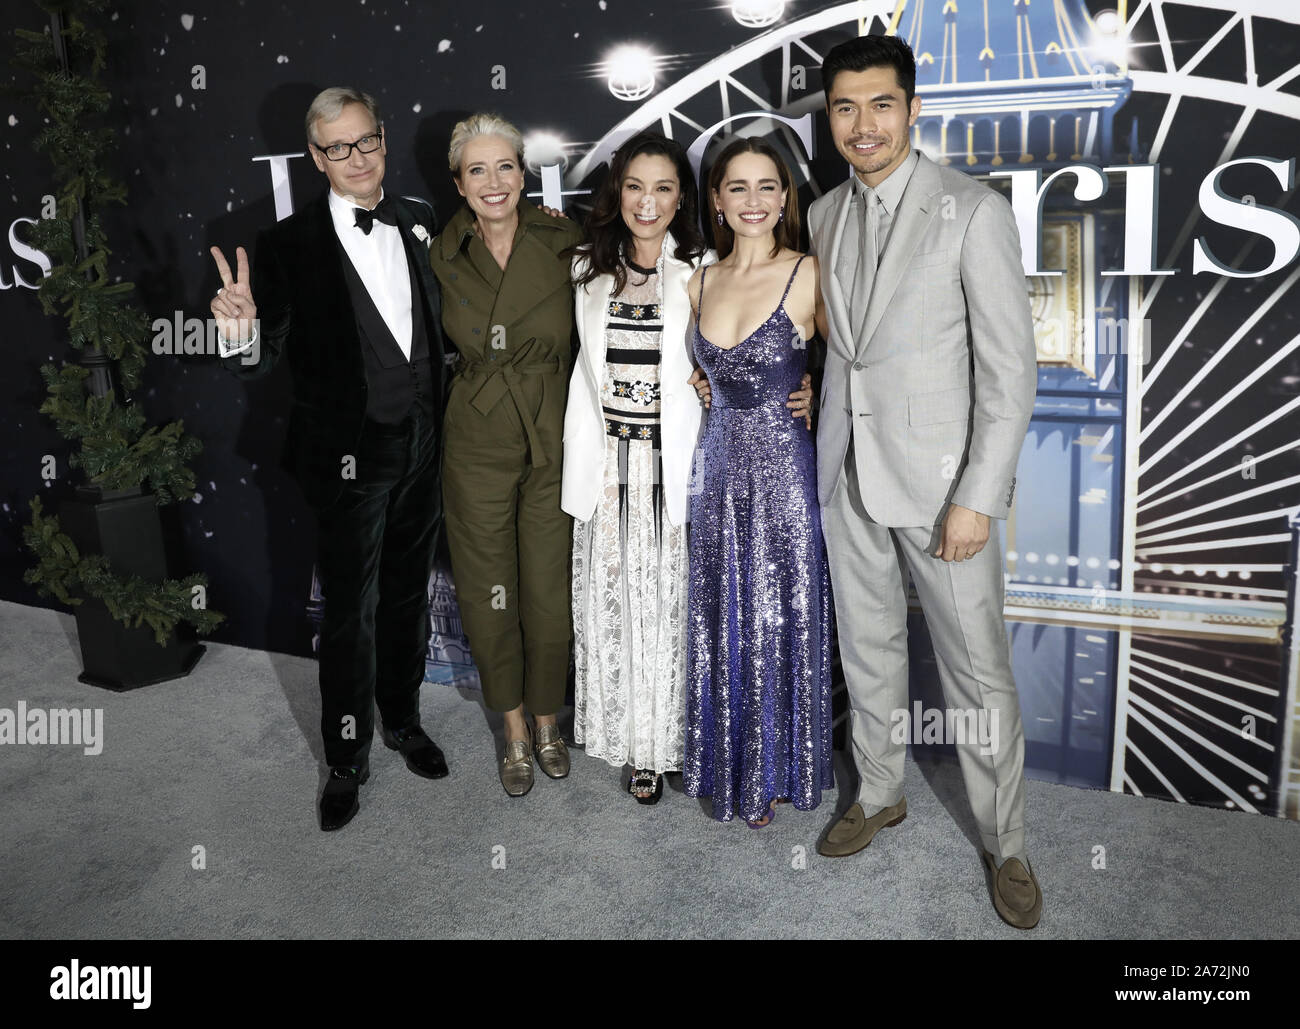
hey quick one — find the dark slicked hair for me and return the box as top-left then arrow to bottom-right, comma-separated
821,34 -> 917,106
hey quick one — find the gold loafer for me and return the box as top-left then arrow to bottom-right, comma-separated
533,722 -> 570,779
500,729 -> 534,797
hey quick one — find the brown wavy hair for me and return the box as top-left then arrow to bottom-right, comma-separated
566,131 -> 707,295
704,136 -> 801,259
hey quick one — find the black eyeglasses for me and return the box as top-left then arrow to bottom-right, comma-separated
313,130 -> 383,162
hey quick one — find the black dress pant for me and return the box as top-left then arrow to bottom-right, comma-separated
315,406 -> 441,767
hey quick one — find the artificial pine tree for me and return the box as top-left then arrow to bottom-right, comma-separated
11,0 -> 223,671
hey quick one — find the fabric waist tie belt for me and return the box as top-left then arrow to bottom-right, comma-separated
456,350 -> 562,467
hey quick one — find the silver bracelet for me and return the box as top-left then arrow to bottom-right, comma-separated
218,324 -> 258,355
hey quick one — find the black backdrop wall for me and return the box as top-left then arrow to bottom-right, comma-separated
2,0 -> 777,653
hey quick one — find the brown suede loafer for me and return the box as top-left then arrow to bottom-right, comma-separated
983,851 -> 1043,929
817,797 -> 907,857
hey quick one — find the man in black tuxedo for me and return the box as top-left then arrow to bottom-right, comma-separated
211,87 -> 451,831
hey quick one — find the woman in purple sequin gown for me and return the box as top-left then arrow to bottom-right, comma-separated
684,138 -> 834,825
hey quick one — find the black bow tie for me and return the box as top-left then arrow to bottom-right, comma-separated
354,197 -> 397,235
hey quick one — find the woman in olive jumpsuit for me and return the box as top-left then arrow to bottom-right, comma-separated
431,113 -> 583,796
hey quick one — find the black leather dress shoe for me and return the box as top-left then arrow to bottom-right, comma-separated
319,762 -> 369,832
382,725 -> 450,779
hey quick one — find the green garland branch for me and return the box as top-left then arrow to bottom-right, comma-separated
23,497 -> 224,645
11,0 -> 223,641
38,363 -> 203,500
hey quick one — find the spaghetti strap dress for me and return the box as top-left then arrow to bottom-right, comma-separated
684,255 -> 835,823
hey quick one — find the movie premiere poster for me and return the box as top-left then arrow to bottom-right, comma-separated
2,0 -> 1297,832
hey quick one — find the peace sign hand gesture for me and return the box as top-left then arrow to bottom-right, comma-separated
209,245 -> 258,346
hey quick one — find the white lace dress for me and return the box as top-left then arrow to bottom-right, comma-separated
571,254 -> 688,774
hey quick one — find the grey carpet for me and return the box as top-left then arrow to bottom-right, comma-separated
1,599 -> 1297,939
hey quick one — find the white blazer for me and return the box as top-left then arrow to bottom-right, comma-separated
561,235 -> 711,526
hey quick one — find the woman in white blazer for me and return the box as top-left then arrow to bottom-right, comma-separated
560,132 -> 711,803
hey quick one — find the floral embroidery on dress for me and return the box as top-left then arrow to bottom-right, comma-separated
607,379 -> 660,405
607,300 -> 662,320
573,250 -> 686,774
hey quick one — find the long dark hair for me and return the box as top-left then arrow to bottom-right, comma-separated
567,131 -> 707,295
704,136 -> 801,260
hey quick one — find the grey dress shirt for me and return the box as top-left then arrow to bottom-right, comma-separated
836,148 -> 920,325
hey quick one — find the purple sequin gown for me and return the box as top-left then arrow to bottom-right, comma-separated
684,255 -> 835,822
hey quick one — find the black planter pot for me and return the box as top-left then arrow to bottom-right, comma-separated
58,485 -> 205,690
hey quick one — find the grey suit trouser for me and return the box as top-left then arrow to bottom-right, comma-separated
821,436 -> 1028,860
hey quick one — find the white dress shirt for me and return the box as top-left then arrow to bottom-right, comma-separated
327,187 -> 414,360
217,187 -> 416,360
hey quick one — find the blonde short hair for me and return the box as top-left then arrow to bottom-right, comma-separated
448,112 -> 524,178
304,87 -> 382,146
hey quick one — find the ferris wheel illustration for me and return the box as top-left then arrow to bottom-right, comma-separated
1105,0 -> 1300,821
560,0 -> 1300,818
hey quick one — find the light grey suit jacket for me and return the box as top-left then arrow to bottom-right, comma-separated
808,149 -> 1037,525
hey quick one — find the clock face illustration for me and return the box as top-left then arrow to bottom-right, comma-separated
563,0 -> 1300,817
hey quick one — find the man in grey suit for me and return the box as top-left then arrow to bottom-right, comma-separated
808,35 -> 1041,928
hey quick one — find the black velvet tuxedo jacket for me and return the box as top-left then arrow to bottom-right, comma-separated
222,190 -> 450,509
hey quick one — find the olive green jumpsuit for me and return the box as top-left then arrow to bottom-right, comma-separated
431,201 -> 583,713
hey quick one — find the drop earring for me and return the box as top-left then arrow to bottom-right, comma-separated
778,209 -> 785,222
716,211 -> 724,225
